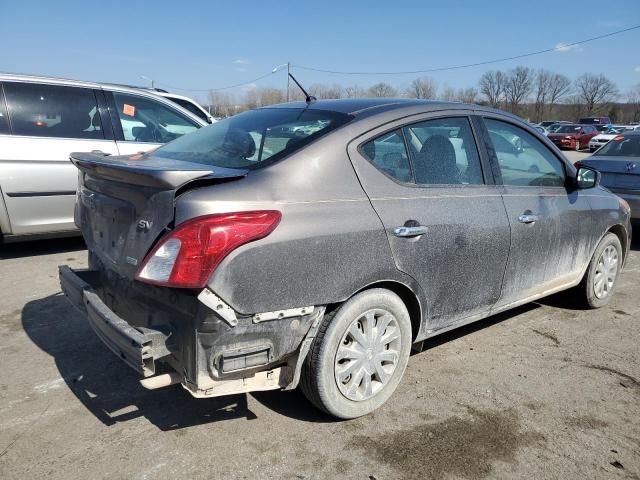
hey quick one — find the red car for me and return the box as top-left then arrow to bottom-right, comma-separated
548,124 -> 598,151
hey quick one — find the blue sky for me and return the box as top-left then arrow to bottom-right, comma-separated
2,0 -> 640,102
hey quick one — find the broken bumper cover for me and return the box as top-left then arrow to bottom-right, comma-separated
59,266 -> 160,377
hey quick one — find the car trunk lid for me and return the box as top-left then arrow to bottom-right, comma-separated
71,152 -> 248,278
582,156 -> 640,191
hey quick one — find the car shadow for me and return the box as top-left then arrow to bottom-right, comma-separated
0,236 -> 85,259
416,303 -> 540,354
21,293 -> 335,430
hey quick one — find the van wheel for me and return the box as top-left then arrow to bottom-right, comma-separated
576,233 -> 622,308
300,289 -> 412,419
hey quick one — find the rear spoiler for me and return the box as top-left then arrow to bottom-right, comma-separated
70,152 -> 248,190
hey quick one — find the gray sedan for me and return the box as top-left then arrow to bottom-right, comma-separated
577,132 -> 640,221
59,99 -> 631,418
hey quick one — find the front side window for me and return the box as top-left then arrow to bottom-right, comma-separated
360,130 -> 411,182
112,92 -> 199,143
403,117 -> 484,185
154,108 -> 352,169
4,82 -> 102,139
485,118 -> 565,187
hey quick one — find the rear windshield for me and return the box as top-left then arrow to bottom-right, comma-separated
153,108 -> 353,169
555,125 -> 581,133
596,135 -> 640,156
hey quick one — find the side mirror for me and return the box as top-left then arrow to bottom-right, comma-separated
576,166 -> 600,189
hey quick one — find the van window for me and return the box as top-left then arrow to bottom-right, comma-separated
0,85 -> 9,134
112,92 -> 200,143
3,82 -> 103,139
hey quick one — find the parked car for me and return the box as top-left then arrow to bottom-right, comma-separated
578,132 -> 640,222
538,120 -> 570,129
589,127 -> 625,152
579,116 -> 612,125
533,125 -> 549,136
547,124 -> 598,150
59,99 -> 630,419
145,89 -> 215,124
0,73 -> 207,242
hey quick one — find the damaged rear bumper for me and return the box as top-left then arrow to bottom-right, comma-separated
58,265 -> 323,398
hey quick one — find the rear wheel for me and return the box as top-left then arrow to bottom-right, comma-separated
576,232 -> 622,308
300,289 -> 412,419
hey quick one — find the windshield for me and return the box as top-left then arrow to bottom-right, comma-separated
154,108 -> 352,169
596,135 -> 640,156
555,125 -> 581,133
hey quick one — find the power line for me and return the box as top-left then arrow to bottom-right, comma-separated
292,25 -> 640,75
157,71 -> 276,93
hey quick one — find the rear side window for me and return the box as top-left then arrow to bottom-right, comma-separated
112,92 -> 200,143
485,118 -> 565,187
168,97 -> 210,122
360,130 -> 412,182
404,117 -> 484,185
4,82 -> 103,139
0,85 -> 9,134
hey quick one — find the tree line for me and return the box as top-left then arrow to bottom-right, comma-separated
206,67 -> 640,124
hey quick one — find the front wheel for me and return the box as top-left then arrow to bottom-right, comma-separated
576,232 -> 623,308
300,289 -> 412,419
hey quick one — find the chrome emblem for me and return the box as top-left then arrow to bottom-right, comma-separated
137,220 -> 151,231
626,162 -> 637,172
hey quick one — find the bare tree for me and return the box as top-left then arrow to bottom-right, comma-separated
479,70 -> 505,108
407,77 -> 437,99
440,86 -> 457,102
367,82 -> 397,97
533,70 -> 552,122
546,73 -> 572,118
628,83 -> 640,122
257,87 -> 285,106
344,85 -> 366,98
503,66 -> 534,113
310,83 -> 343,99
455,87 -> 479,104
208,91 -> 235,117
574,73 -> 618,115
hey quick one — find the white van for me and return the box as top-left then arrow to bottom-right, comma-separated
0,73 -> 207,242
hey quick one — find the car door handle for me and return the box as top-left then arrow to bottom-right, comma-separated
518,214 -> 539,224
393,225 -> 428,237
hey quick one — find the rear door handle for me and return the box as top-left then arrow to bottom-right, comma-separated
518,214 -> 539,224
393,225 -> 428,237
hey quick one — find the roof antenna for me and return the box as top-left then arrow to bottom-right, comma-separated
288,73 -> 316,104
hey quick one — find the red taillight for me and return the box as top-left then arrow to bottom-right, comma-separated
613,135 -> 625,141
135,210 -> 281,288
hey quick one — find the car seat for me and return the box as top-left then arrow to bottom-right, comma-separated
414,135 -> 459,184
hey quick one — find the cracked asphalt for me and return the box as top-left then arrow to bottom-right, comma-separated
0,176 -> 638,478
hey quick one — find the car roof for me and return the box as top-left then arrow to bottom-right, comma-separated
263,97 -> 507,118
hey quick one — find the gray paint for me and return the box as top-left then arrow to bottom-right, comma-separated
66,98 -> 632,394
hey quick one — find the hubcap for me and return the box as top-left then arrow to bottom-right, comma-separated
334,309 -> 401,402
593,245 -> 618,299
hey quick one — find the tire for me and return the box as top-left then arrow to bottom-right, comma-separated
575,140 -> 581,151
576,232 -> 623,308
300,288 -> 412,419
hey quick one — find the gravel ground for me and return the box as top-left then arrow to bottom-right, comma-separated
0,168 -> 637,479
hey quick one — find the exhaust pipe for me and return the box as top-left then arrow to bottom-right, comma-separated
140,372 -> 181,390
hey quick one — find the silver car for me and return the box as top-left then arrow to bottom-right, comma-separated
578,132 -> 640,221
59,99 -> 631,418
0,73 -> 206,242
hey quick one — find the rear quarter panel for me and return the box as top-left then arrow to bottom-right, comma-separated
174,133 -> 422,316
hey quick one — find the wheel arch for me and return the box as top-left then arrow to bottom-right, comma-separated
327,280 -> 424,343
608,224 -> 628,262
